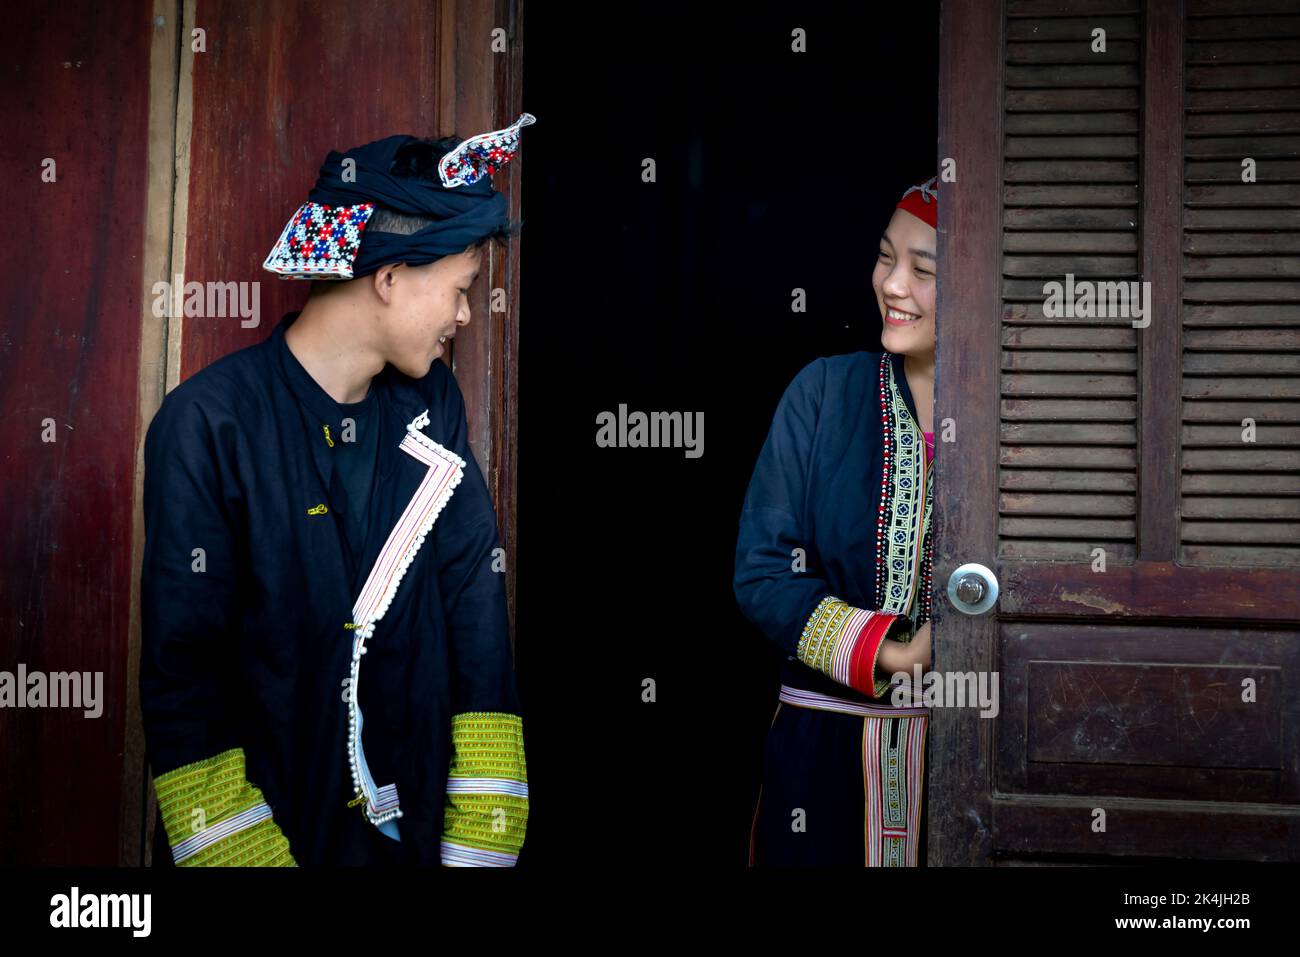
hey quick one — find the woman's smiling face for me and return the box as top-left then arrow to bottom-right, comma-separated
873,207 -> 937,358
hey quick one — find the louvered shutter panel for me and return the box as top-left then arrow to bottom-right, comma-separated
932,0 -> 1300,867
1000,0 -> 1143,563
1181,0 -> 1300,567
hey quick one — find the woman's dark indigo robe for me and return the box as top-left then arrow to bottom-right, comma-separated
734,350 -> 935,866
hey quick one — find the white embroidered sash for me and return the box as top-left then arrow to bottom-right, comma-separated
345,410 -> 465,829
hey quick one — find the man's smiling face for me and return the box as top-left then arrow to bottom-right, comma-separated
377,245 -> 483,378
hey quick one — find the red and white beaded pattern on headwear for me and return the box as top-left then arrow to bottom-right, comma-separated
895,175 -> 939,229
262,201 -> 375,279
438,113 -> 536,188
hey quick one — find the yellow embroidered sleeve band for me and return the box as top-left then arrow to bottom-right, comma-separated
440,713 -> 529,866
798,595 -> 912,698
153,748 -> 296,866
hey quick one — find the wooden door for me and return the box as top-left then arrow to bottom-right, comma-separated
932,0 -> 1300,864
0,0 -> 157,868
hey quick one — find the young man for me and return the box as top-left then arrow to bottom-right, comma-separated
139,116 -> 535,866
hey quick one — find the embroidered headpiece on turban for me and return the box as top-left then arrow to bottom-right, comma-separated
263,113 -> 535,280
896,175 -> 939,229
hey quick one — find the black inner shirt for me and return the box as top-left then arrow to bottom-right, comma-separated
330,388 -> 380,563
278,314 -> 383,573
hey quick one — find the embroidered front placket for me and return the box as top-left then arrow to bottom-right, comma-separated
344,409 -> 466,833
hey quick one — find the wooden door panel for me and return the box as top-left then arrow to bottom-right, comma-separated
0,0 -> 156,866
1000,562 -> 1300,618
1181,0 -> 1300,570
934,0 -> 1300,864
990,797 -> 1300,861
997,623 -> 1297,802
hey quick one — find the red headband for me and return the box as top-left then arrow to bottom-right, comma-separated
896,175 -> 939,229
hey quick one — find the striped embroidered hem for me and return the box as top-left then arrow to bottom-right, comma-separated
447,777 -> 530,798
171,802 -> 271,863
778,683 -> 930,718
173,815 -> 296,867
864,706 -> 928,866
371,782 -> 400,814
441,792 -> 528,862
440,841 -> 518,867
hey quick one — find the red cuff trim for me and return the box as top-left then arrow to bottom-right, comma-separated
847,612 -> 905,696
797,596 -> 912,698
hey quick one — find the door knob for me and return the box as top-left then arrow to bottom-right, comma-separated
947,562 -> 999,615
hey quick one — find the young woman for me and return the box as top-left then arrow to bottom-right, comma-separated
735,176 -> 938,867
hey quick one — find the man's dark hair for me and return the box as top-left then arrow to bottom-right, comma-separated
310,133 -> 520,296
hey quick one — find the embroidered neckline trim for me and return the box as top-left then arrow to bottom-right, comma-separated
878,355 -> 927,617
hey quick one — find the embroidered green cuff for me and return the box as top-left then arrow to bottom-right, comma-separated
439,712 -> 529,866
153,747 -> 296,866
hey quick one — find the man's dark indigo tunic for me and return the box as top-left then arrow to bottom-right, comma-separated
141,312 -> 526,867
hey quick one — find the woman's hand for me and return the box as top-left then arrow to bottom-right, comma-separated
876,620 -> 932,680
908,620 -> 932,671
